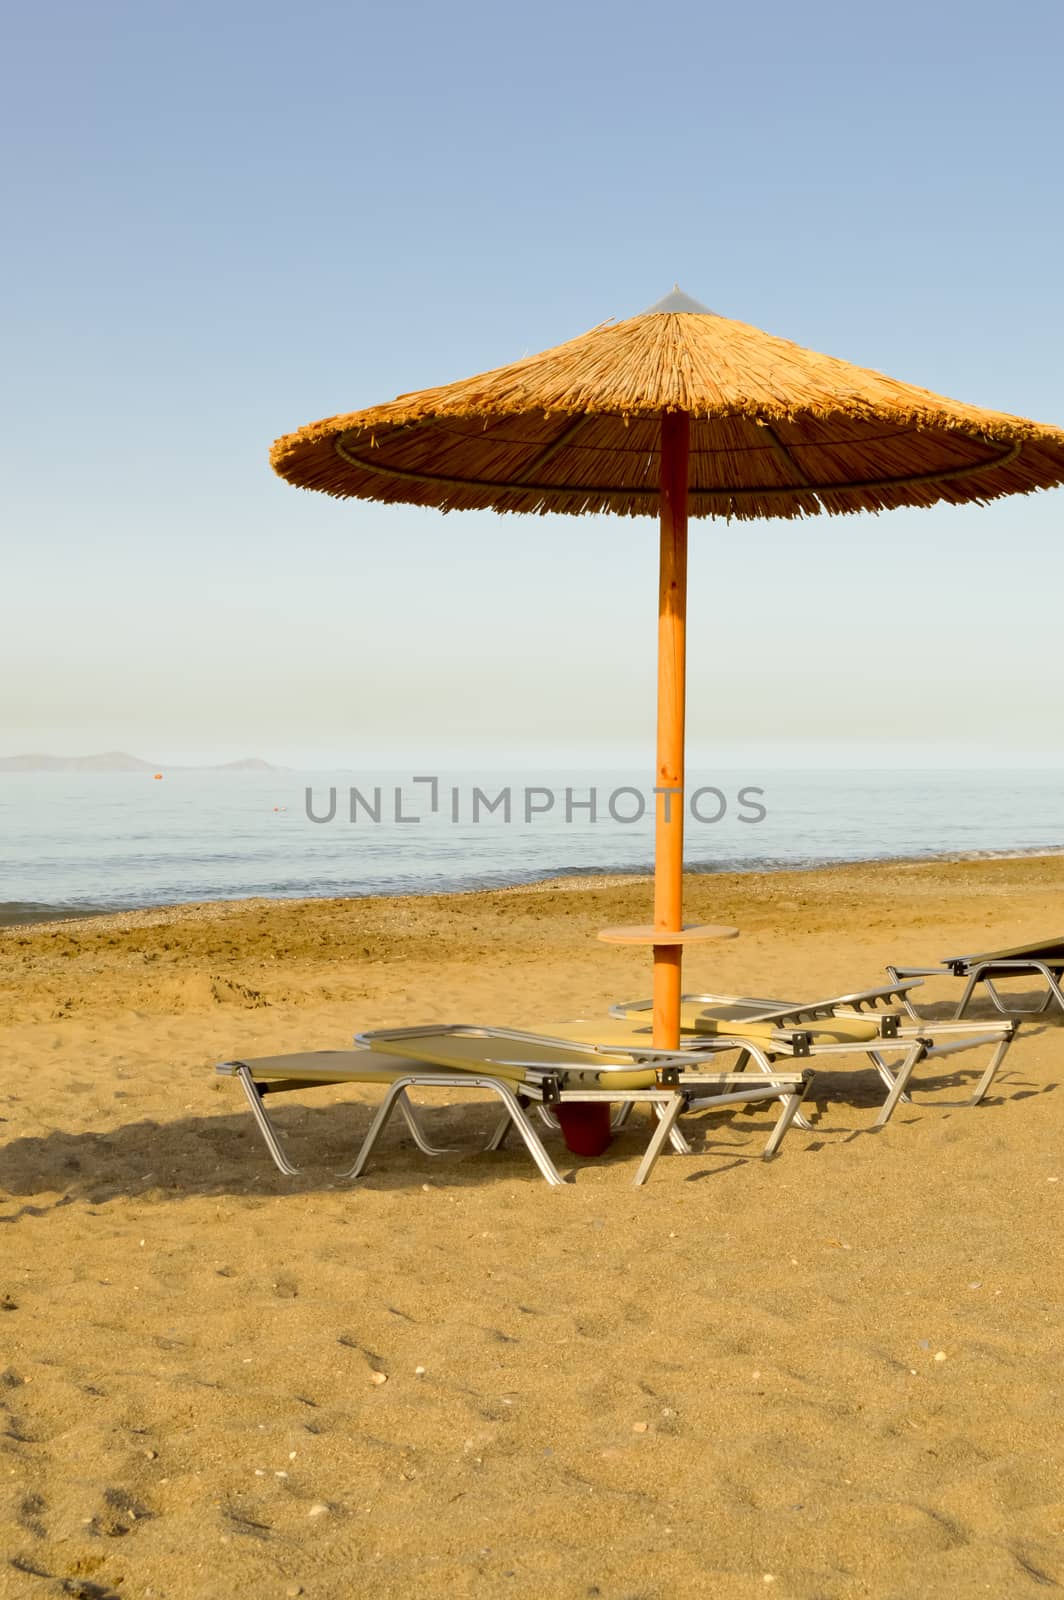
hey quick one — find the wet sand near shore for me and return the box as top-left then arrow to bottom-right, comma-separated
2,854 -> 1063,1598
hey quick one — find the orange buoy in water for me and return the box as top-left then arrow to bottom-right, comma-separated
153,773 -> 163,780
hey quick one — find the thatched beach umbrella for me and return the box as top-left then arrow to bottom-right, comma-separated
271,288 -> 1064,1049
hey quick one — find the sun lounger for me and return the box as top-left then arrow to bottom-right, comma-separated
356,1024 -> 815,1178
555,1011 -> 926,1128
356,1015 -> 941,1133
608,983 -> 1017,1124
218,1035 -> 812,1187
887,938 -> 1064,1020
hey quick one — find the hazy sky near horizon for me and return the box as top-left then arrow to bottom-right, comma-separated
3,0 -> 1064,769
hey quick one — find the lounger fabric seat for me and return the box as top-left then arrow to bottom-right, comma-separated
946,937 -> 1064,964
365,1028 -> 659,1089
223,1048 -> 532,1087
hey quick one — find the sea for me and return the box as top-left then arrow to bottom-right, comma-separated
1,768 -> 1061,926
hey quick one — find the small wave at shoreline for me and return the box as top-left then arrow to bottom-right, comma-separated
4,843 -> 1062,929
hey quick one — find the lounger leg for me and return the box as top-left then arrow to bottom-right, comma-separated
886,967 -> 925,1022
344,1078 -> 566,1186
632,1094 -> 685,1187
745,1043 -> 814,1132
874,1042 -> 928,1128
627,1097 -> 689,1152
395,1090 -> 456,1156
488,1093 -> 543,1152
965,1033 -> 1014,1106
235,1066 -> 299,1176
982,973 -> 1053,1018
659,1102 -> 693,1155
867,1048 -> 912,1102
925,1029 -> 1018,1109
339,1081 -> 408,1180
954,973 -> 980,1018
762,1080 -> 810,1158
485,1109 -> 512,1150
482,1083 -> 565,1185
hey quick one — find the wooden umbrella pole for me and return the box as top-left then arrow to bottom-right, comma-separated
653,408 -> 690,1049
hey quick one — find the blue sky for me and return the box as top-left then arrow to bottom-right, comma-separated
3,0 -> 1063,767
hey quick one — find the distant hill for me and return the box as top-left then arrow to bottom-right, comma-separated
208,758 -> 281,772
0,752 -> 285,773
0,751 -> 154,773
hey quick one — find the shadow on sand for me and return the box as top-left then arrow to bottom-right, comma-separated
2,1040 -> 1054,1209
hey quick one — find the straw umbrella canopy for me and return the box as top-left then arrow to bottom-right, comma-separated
271,287 -> 1064,1048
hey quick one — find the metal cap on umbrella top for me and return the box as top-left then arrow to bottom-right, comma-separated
271,291 -> 1064,1048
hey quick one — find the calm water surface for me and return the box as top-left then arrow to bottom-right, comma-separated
1,769 -> 1061,924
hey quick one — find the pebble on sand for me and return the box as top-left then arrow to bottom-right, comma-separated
370,1370 -> 388,1385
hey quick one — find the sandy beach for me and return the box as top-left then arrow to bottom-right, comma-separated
3,854 -> 1063,1598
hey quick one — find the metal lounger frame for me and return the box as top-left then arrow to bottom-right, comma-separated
719,1031 -> 1016,1124
355,1023 -> 816,1181
352,1019 -> 977,1134
607,989 -> 1017,1123
887,958 -> 1064,1021
355,1021 -> 820,1136
217,1043 -> 811,1187
609,981 -> 923,1035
